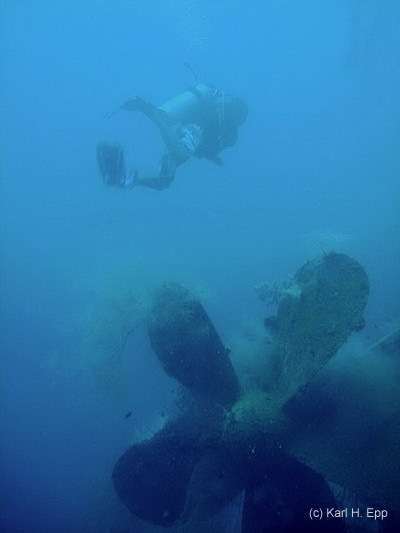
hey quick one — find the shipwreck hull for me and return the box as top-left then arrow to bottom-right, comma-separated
112,254 -> 399,528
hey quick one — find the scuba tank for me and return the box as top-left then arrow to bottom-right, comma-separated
157,84 -> 215,126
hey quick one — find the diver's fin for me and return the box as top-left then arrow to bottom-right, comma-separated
104,107 -> 121,119
184,62 -> 198,85
104,97 -> 151,119
96,143 -> 126,186
119,96 -> 153,113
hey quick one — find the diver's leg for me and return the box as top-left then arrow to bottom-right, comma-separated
150,123 -> 203,164
133,125 -> 201,190
151,118 -> 183,158
134,153 -> 178,191
120,97 -> 183,157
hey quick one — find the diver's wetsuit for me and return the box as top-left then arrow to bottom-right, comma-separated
132,87 -> 244,190
97,84 -> 248,190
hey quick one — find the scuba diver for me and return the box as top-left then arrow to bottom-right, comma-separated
97,82 -> 248,190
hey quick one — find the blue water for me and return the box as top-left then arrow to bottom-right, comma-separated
1,1 -> 399,532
